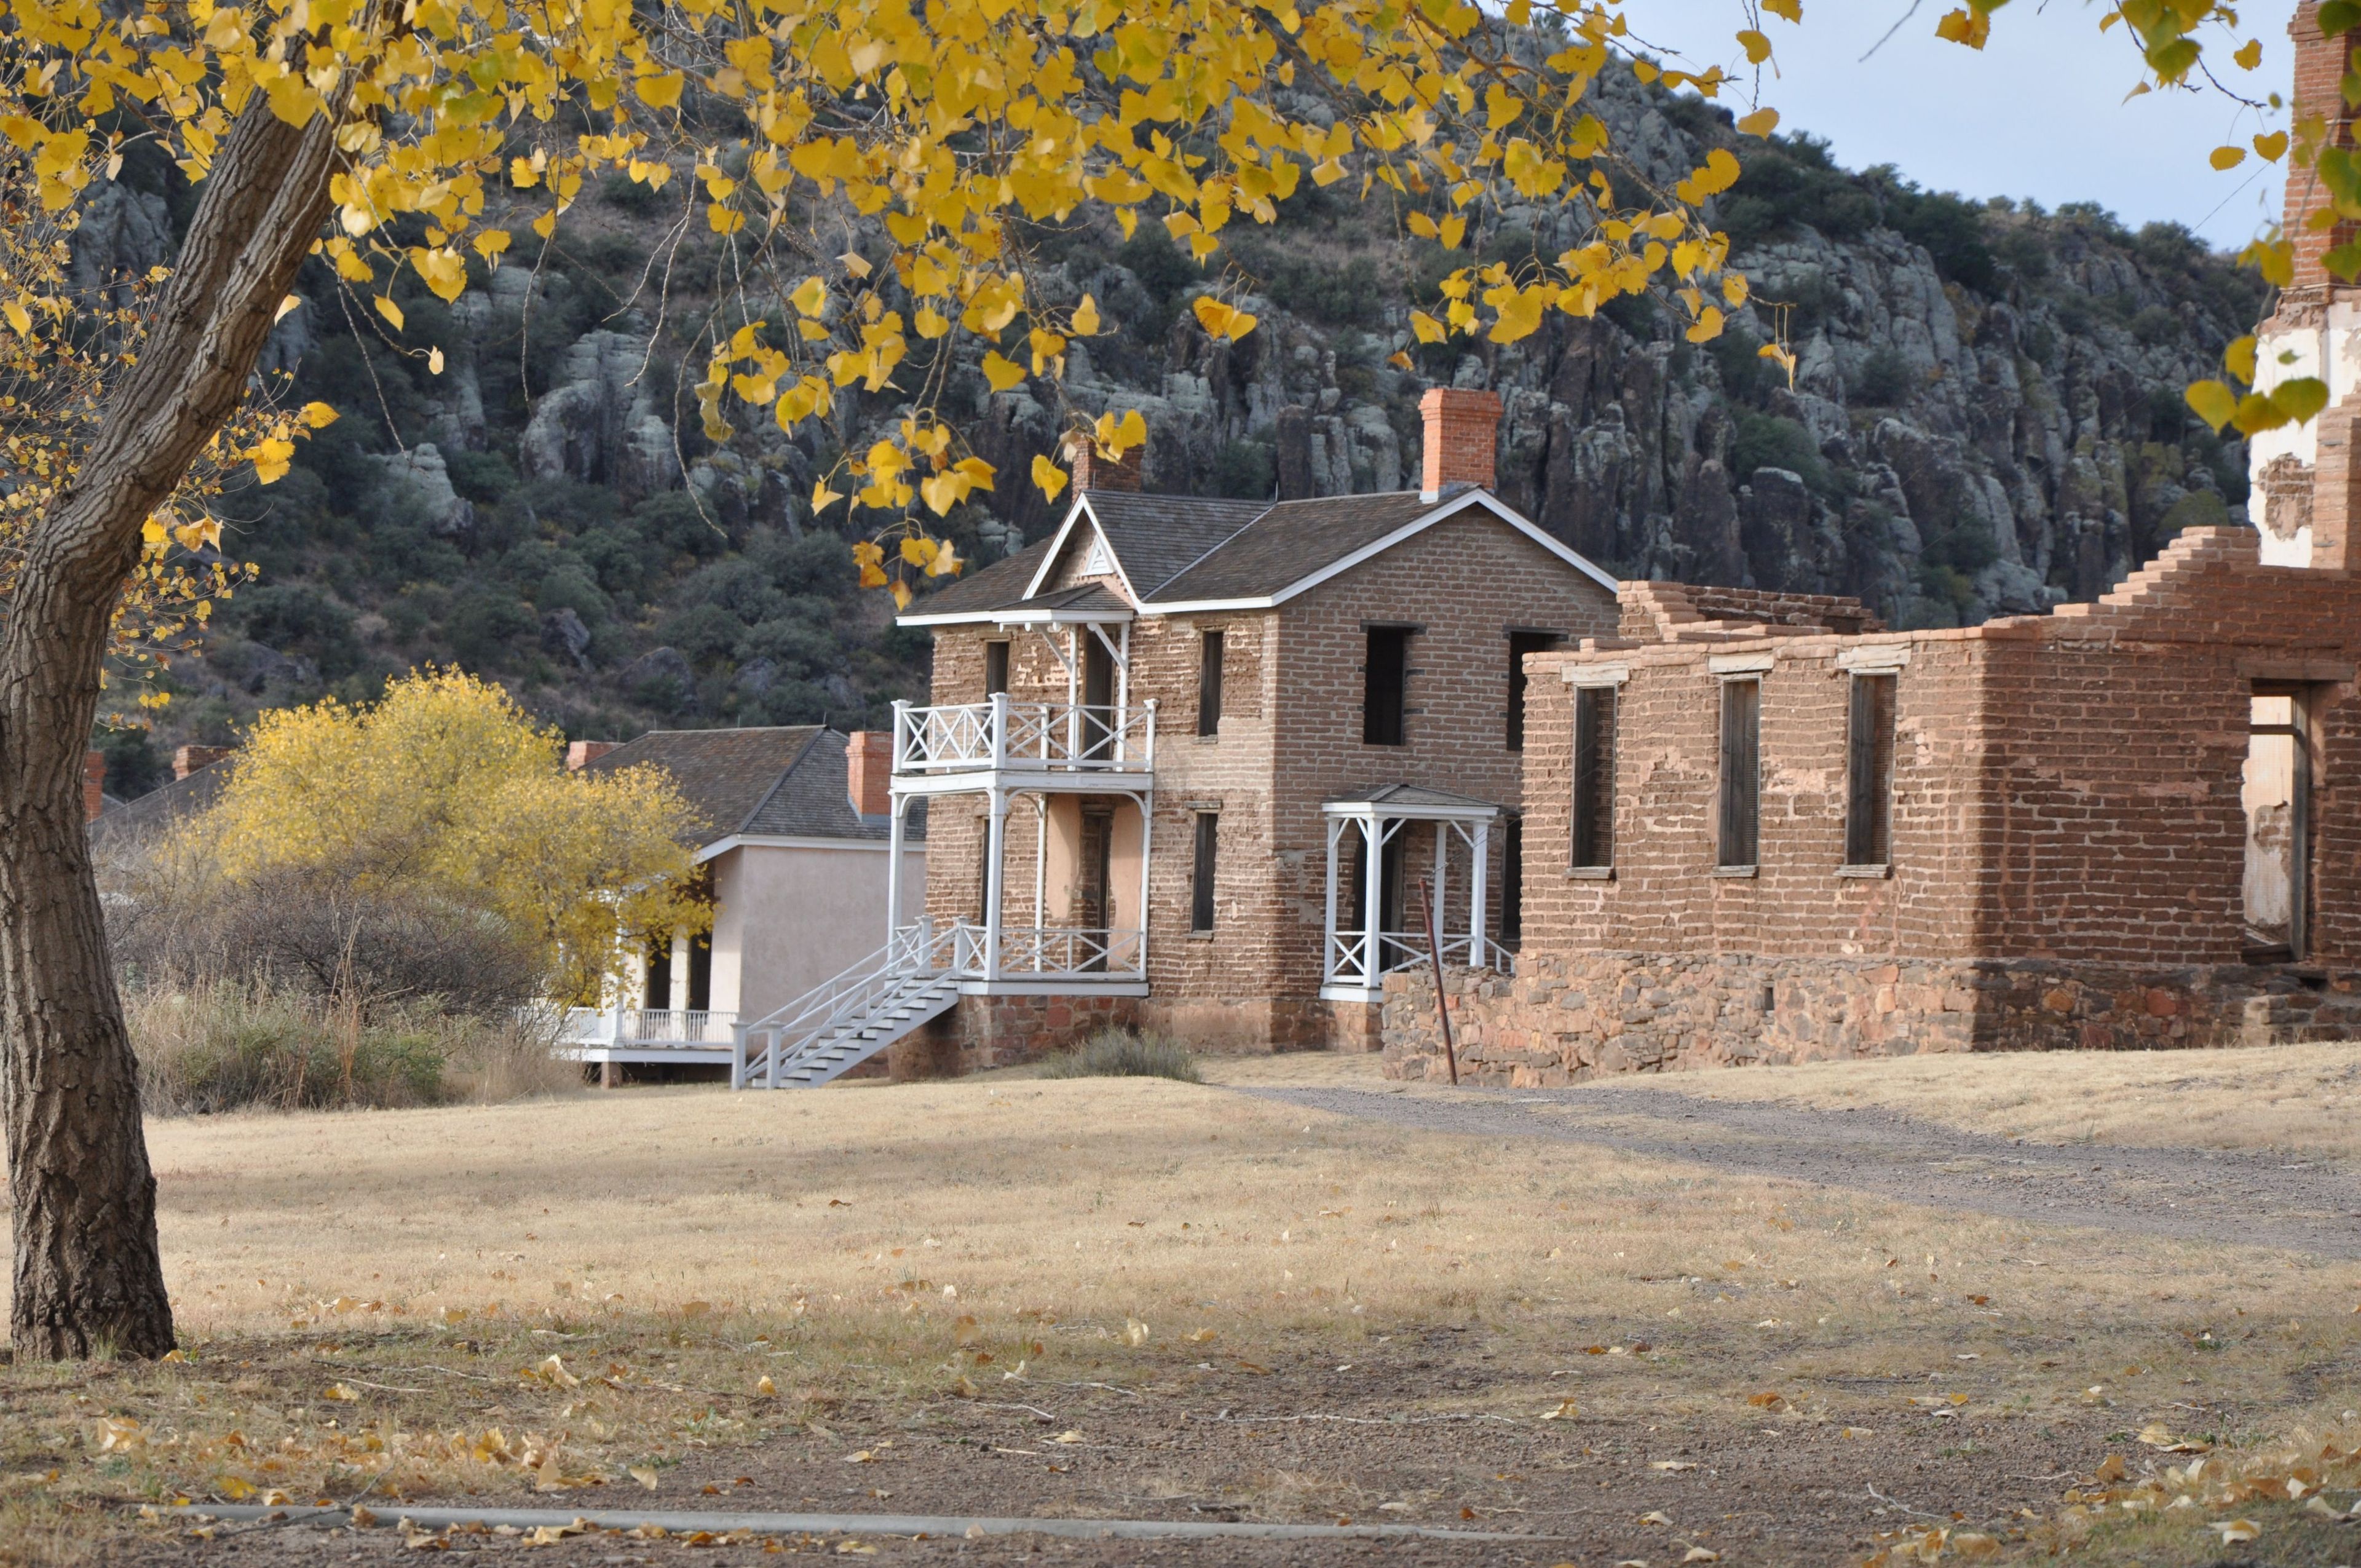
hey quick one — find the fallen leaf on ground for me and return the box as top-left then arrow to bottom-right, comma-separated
1651,1460 -> 1698,1471
1683,1550 -> 1720,1564
323,1382 -> 360,1402
1051,1430 -> 1085,1444
2210,1519 -> 2261,1543
1640,1510 -> 1674,1526
628,1467 -> 660,1491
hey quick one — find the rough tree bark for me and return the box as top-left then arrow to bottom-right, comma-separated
0,102 -> 341,1360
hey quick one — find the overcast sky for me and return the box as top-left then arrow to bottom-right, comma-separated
1623,1 -> 2295,251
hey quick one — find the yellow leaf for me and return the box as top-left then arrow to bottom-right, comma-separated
1935,7 -> 1990,48
981,351 -> 1026,392
427,346 -> 445,376
890,578 -> 912,611
374,296 -> 404,332
2274,376 -> 2331,424
814,482 -> 847,514
708,204 -> 745,234
274,294 -> 303,323
1072,293 -> 1102,336
1736,107 -> 1780,137
901,536 -> 941,568
1192,296 -> 1258,341
2183,378 -> 2236,432
2224,334 -> 2258,384
324,1382 -> 360,1402
2255,131 -> 2290,162
300,402 -> 339,429
249,438 -> 295,484
1685,306 -> 1725,344
3,301 -> 30,335
1032,453 -> 1069,501
1410,310 -> 1446,344
2211,145 -> 2247,171
2236,38 -> 2263,70
1736,28 -> 1773,64
791,276 -> 828,317
638,71 -> 686,110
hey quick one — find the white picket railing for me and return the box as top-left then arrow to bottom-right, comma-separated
893,694 -> 1155,775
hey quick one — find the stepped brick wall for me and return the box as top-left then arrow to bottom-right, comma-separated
1384,528 -> 2361,1080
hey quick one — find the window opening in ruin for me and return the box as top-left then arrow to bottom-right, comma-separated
1506,630 -> 1565,750
1363,627 -> 1410,746
1500,817 -> 1524,940
1844,673 -> 1897,869
1191,812 -> 1219,931
2244,686 -> 2311,963
1718,678 -> 1760,869
984,639 -> 1010,697
1198,630 -> 1225,737
1572,685 -> 1616,869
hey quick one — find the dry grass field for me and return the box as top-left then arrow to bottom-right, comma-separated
4,1048 -> 2360,1566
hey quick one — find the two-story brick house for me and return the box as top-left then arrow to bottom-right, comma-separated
729,389 -> 1621,1084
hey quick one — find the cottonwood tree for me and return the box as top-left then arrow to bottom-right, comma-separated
189,670 -> 708,1008
0,0 -> 2312,1358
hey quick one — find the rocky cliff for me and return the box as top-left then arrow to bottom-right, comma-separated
81,69 -> 2263,793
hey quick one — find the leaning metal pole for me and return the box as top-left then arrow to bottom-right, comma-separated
1418,875 -> 1458,1086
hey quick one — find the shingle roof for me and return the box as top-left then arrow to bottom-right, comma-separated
1324,783 -> 1504,815
583,726 -> 924,846
89,758 -> 233,849
1150,491 -> 1439,602
903,538 -> 1054,618
1080,491 -> 1267,595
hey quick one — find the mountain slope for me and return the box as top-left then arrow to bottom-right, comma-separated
86,70 -> 2262,796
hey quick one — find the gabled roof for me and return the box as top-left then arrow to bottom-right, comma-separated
89,756 -> 234,849
581,727 -> 923,846
1323,783 -> 1503,818
899,484 -> 1617,627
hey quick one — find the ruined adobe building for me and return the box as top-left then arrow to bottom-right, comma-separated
1380,6 -> 2361,1080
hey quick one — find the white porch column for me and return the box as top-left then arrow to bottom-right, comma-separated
983,788 -> 1010,983
1134,791 -> 1153,976
1471,819 -> 1490,970
1322,817 -> 1341,981
668,933 -> 690,1017
1032,796 -> 1048,943
885,791 -> 909,957
1362,816 -> 1383,981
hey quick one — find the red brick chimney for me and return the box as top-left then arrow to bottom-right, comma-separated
1066,432 -> 1142,493
845,730 -> 893,817
566,740 -> 619,772
84,750 -> 105,822
173,745 -> 232,781
1419,387 -> 1502,501
2288,1 -> 2357,294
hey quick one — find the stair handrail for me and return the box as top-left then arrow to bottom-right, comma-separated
731,920 -> 975,1088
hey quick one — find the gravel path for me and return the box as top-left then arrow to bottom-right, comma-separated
1236,1082 -> 2361,1257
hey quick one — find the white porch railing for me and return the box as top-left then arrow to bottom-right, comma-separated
894,694 -> 1155,775
561,1007 -> 740,1048
1324,930 -> 1516,989
898,916 -> 1144,981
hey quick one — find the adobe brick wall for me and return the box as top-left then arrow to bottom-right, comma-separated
1390,526 -> 2361,1074
1420,388 -> 1501,496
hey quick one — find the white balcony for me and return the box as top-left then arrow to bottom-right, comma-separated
891,694 -> 1155,792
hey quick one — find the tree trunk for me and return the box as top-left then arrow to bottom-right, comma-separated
0,101 -> 341,1360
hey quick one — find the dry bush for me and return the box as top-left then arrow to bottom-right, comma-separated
127,980 -> 575,1115
1039,1026 -> 1203,1082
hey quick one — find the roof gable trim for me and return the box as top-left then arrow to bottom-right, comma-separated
1142,489 -> 1618,611
1021,495 -> 1142,606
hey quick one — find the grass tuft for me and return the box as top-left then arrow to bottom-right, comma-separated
1038,1027 -> 1203,1083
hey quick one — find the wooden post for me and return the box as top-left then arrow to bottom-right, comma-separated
1419,875 -> 1458,1086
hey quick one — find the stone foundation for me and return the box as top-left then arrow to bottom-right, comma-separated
895,992 -> 1139,1079
1381,951 -> 2361,1084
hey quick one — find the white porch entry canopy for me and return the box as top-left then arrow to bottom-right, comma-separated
1320,784 -> 1505,1002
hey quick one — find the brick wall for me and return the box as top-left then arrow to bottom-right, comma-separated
2288,1 -> 2355,295
1393,527 -> 2361,1075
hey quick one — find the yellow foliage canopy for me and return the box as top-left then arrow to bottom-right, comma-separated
191,671 -> 707,1007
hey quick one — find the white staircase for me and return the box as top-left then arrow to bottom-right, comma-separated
731,938 -> 963,1089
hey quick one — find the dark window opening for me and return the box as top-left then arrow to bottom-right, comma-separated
1363,627 -> 1410,746
1718,679 -> 1760,869
1345,830 -> 1407,938
1197,630 -> 1225,737
2245,686 -> 2312,962
1500,817 -> 1524,941
1506,630 -> 1565,750
686,932 -> 713,1013
643,935 -> 672,1012
1191,812 -> 1219,931
1844,673 -> 1897,868
984,640 -> 1010,697
1082,633 -> 1117,759
1571,685 -> 1616,869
